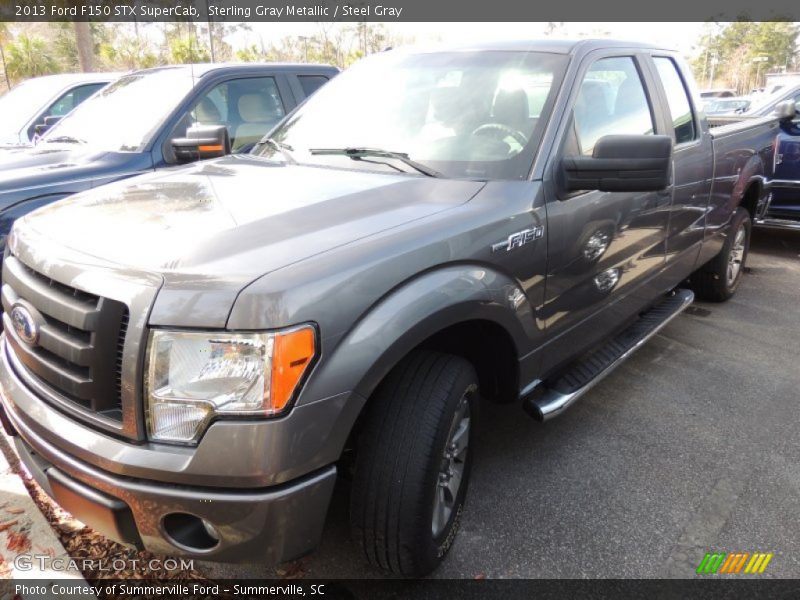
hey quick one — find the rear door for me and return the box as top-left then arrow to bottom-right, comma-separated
647,54 -> 713,283
540,51 -> 671,374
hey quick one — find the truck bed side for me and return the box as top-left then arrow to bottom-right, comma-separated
699,115 -> 779,264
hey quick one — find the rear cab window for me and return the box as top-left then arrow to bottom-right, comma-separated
653,57 -> 697,144
298,75 -> 330,98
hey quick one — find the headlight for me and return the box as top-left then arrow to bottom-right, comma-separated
145,326 -> 316,444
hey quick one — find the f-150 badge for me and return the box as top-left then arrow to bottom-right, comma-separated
492,226 -> 544,253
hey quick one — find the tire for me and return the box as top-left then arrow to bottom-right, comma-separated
350,351 -> 478,576
689,207 -> 751,302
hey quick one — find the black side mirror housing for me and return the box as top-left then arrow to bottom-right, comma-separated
562,134 -> 673,193
34,116 -> 63,138
171,125 -> 231,163
775,100 -> 797,121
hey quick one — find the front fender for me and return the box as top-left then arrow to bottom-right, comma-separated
299,264 -> 538,407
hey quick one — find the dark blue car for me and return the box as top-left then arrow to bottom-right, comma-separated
0,62 -> 338,252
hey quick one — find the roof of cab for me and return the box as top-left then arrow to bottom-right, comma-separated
16,72 -> 123,85
128,62 -> 339,78
407,38 -> 676,55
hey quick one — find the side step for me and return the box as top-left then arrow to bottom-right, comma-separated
524,289 -> 694,421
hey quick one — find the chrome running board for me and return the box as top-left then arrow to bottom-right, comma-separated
524,289 -> 694,421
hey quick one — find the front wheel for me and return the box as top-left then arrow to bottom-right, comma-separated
350,351 -> 478,576
689,206 -> 751,302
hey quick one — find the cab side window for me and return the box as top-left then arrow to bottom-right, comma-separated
177,77 -> 286,154
653,57 -> 697,144
46,83 -> 106,119
28,83 -> 106,139
573,57 -> 654,156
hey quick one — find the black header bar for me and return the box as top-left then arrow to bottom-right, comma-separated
2,0 -> 800,22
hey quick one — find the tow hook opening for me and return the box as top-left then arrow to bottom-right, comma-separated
162,513 -> 220,551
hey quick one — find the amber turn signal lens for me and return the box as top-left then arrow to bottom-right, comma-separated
270,326 -> 316,413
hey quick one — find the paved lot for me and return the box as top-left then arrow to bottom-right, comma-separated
204,228 -> 800,580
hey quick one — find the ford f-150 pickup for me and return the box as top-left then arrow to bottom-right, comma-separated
0,40 -> 795,576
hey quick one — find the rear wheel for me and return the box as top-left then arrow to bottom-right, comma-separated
350,351 -> 478,576
689,207 -> 751,302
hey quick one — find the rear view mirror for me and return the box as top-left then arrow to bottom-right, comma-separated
775,100 -> 797,121
34,116 -> 63,138
171,125 -> 231,163
562,135 -> 673,193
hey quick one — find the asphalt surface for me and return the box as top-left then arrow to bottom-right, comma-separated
203,228 -> 800,579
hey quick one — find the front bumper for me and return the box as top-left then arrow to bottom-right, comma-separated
0,340 -> 337,563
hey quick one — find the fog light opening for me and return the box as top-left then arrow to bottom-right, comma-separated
162,513 -> 220,551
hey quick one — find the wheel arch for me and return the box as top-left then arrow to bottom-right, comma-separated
299,264 -> 535,407
298,264 -> 538,465
739,177 -> 763,220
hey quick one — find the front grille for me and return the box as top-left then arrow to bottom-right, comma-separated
2,254 -> 129,421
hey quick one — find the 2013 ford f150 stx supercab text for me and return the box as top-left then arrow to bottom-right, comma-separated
0,40 -> 796,576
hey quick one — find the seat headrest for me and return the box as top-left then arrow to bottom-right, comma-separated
614,76 -> 647,117
493,89 -> 529,129
238,93 -> 276,123
194,97 -> 221,123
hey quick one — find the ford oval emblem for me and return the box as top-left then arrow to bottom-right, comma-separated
10,303 -> 40,346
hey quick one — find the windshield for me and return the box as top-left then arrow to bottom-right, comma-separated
745,87 -> 797,115
255,50 -> 568,180
705,99 -> 750,114
41,69 -> 195,152
0,77 -> 63,140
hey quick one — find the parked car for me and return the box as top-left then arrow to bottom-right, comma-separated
703,96 -> 751,116
0,62 -> 338,253
0,73 -> 119,148
700,88 -> 736,98
709,83 -> 800,230
0,39 -> 793,577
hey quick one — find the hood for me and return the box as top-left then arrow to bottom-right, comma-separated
20,155 -> 485,282
0,144 -> 111,192
0,132 -> 25,147
0,142 -> 91,170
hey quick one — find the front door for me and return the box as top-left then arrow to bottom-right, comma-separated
539,53 -> 671,375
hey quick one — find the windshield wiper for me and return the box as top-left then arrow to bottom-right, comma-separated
44,135 -> 85,144
309,147 -> 443,178
261,138 -> 296,164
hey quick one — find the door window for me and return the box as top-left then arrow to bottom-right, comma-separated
29,83 -> 106,139
46,83 -> 106,119
573,57 -> 655,156
178,77 -> 286,153
298,75 -> 330,98
653,57 -> 697,144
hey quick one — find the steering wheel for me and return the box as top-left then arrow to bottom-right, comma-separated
471,123 -> 528,147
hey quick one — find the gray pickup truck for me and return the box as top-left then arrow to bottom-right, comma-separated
0,40 -> 795,577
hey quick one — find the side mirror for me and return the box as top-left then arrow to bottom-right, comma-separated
562,135 -> 673,193
34,115 -> 63,137
171,124 -> 231,163
775,100 -> 797,121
